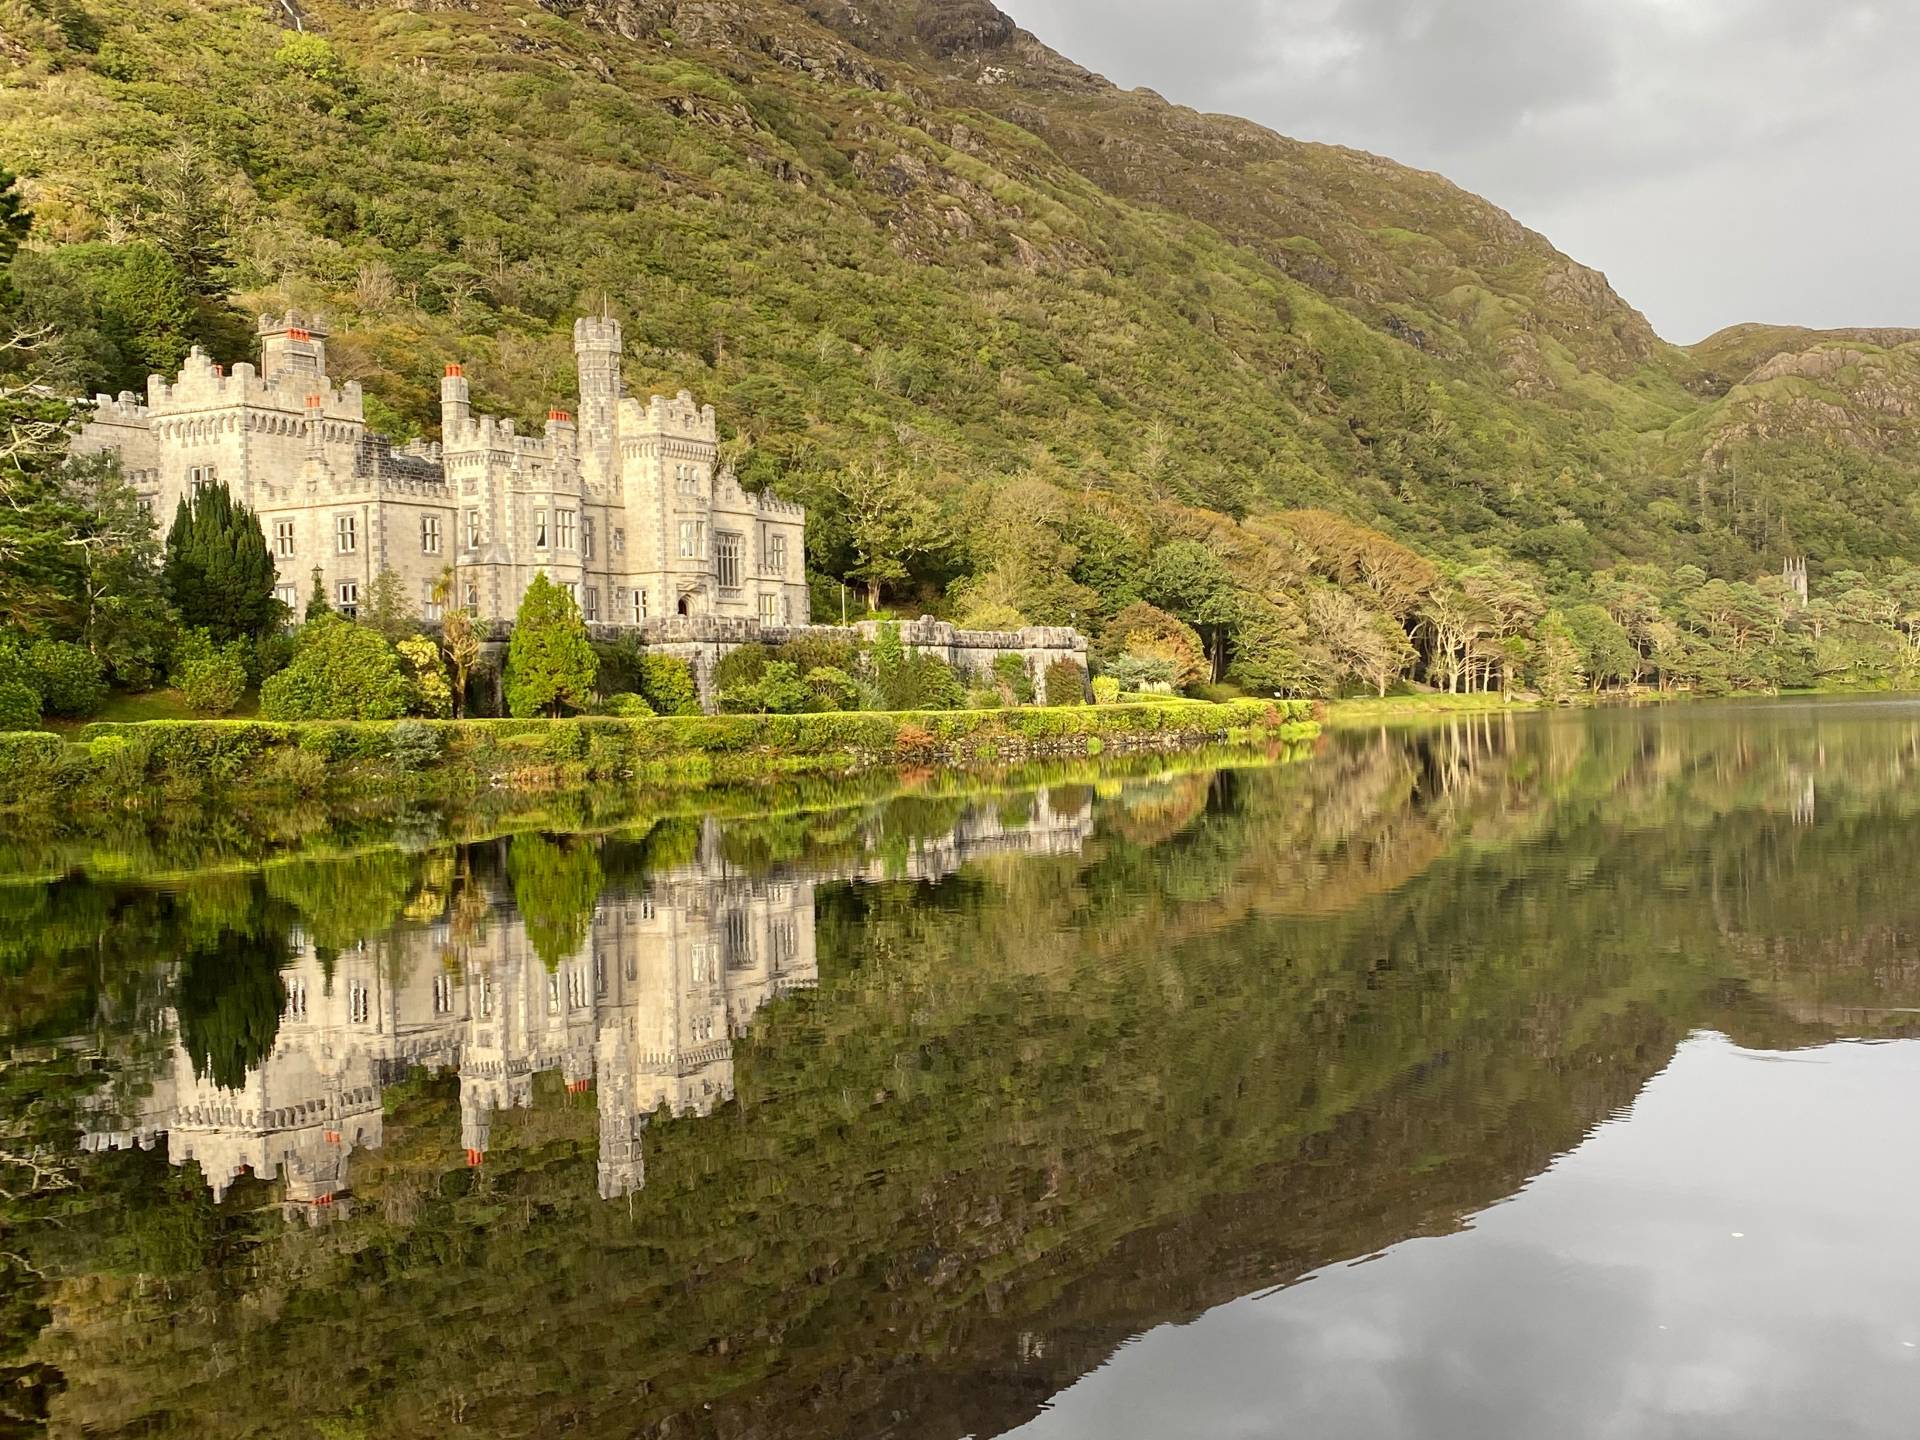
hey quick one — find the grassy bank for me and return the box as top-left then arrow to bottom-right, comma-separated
0,699 -> 1318,816
1324,692 -> 1544,726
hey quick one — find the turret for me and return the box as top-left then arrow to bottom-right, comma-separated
568,314 -> 622,445
441,363 -> 471,433
259,311 -> 329,384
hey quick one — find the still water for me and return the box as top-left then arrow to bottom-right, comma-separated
4,701 -> 1919,1437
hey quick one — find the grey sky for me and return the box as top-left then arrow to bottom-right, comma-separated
1002,0 -> 1920,343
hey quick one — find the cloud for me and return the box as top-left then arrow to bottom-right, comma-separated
1003,0 -> 1920,340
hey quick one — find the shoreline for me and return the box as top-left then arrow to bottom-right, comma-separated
0,699 -> 1319,819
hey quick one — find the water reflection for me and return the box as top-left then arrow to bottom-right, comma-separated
8,703 -> 1920,1438
77,792 -> 1095,1214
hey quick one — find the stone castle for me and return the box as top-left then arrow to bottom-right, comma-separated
80,793 -> 1096,1215
74,310 -> 811,630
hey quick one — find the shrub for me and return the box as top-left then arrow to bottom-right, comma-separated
396,635 -> 452,718
1091,675 -> 1121,705
1043,657 -> 1087,705
876,650 -> 964,711
262,745 -> 329,795
804,666 -> 861,712
636,654 -> 701,716
172,632 -> 250,716
711,644 -> 771,693
774,634 -> 861,675
261,617 -> 411,720
26,641 -> 107,717
894,722 -> 939,760
603,693 -> 656,718
719,659 -> 811,714
0,678 -> 42,732
1100,602 -> 1208,688
992,652 -> 1035,705
388,719 -> 442,771
1103,653 -> 1177,691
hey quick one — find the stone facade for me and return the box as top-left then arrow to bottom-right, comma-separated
79,796 -> 1095,1215
73,311 -> 810,629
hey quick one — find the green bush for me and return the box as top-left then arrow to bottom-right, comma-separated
992,653 -> 1035,705
26,640 -> 106,717
1091,675 -> 1121,705
602,693 -> 656,718
262,745 -> 328,795
261,617 -> 410,720
0,731 -> 63,792
172,632 -> 251,716
711,644 -> 772,693
0,677 -> 42,732
719,659 -> 811,714
804,665 -> 861,712
637,654 -> 701,716
876,650 -> 964,711
1043,657 -> 1087,705
388,718 -> 441,771
774,634 -> 862,675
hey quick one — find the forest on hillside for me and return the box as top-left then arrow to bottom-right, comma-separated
8,0 -> 1920,711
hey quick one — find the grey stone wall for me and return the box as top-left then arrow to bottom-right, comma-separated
479,615 -> 1089,712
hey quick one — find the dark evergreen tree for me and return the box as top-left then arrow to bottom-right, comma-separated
0,169 -> 29,308
161,481 -> 278,644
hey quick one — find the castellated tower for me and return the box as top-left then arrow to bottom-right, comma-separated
259,311 -> 329,383
573,313 -> 623,489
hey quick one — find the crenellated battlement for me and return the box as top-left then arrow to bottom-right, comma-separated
141,346 -> 366,424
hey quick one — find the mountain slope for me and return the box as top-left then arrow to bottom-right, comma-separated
3,0 -> 1918,606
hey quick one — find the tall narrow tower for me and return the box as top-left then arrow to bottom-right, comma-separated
573,313 -> 623,489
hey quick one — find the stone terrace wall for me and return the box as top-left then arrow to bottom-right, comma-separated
481,615 -> 1089,712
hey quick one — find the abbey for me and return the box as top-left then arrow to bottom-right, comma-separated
73,310 -> 810,629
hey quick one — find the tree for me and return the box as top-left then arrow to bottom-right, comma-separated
1308,588 -> 1413,697
504,572 -> 597,717
396,635 -> 452,717
1418,584 -> 1492,694
134,142 -> 232,300
507,834 -> 603,969
1529,612 -> 1587,701
162,481 -> 278,643
830,464 -> 947,611
0,170 -> 29,308
361,567 -> 417,642
259,615 -> 410,719
0,363 -> 81,636
1562,604 -> 1637,693
59,453 -> 174,687
1140,541 -> 1241,681
1100,602 -> 1208,688
305,566 -> 332,623
433,569 -> 482,718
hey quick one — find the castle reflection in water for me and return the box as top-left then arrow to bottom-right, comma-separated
80,793 -> 1095,1217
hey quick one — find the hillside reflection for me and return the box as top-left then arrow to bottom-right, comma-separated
7,701 -> 1920,1438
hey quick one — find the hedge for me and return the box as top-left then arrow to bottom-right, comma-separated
0,700 -> 1318,809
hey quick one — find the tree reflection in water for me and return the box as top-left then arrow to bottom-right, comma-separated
4,702 -> 1919,1437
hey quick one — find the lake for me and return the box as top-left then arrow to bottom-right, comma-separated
3,699 -> 1918,1437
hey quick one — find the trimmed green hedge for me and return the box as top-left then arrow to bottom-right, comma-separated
0,700 -> 1318,809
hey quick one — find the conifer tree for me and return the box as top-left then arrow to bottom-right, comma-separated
504,571 -> 597,717
161,481 -> 277,643
305,565 -> 332,623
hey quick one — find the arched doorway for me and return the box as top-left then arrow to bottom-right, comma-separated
676,595 -> 691,617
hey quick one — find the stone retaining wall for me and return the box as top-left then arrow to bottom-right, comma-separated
482,615 -> 1089,712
